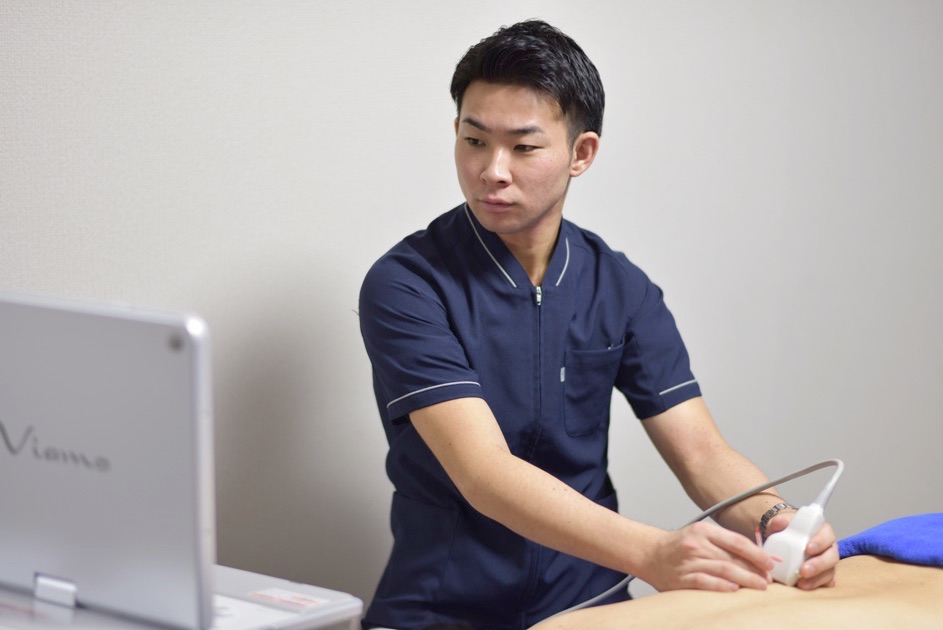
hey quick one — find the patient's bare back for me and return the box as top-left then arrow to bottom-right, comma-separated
533,556 -> 943,629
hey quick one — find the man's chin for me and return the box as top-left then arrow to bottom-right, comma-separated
470,209 -> 520,235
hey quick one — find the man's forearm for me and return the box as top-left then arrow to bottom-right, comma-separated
683,447 -> 788,539
411,397 -> 663,577
642,398 -> 787,540
469,444 -> 665,574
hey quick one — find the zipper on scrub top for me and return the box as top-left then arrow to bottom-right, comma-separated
535,286 -> 543,306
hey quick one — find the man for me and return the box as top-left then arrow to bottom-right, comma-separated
358,20 -> 838,630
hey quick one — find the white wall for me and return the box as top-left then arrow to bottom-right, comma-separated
2,0 -> 940,605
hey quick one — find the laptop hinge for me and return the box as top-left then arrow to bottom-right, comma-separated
34,573 -> 77,608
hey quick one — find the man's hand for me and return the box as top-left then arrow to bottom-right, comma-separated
766,512 -> 839,589
641,521 -> 774,593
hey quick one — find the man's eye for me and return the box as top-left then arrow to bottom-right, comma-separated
465,137 -> 483,146
516,145 -> 537,153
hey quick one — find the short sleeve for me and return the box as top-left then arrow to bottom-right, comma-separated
614,267 -> 701,419
359,250 -> 483,423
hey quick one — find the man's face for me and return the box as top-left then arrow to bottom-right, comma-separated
454,81 -> 597,248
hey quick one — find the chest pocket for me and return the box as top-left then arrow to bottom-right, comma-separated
562,345 -> 623,436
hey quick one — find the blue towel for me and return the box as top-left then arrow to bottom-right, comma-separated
838,513 -> 943,567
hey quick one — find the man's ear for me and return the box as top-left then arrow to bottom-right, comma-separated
454,117 -> 460,134
569,132 -> 600,177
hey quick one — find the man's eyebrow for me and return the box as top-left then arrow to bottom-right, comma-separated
460,116 -> 544,136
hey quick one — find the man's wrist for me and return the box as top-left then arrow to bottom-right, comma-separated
759,502 -> 796,542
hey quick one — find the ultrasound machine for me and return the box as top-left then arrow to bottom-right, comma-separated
0,290 -> 362,629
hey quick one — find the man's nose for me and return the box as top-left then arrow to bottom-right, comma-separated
481,148 -> 511,184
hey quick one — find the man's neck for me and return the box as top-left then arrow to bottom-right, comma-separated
499,225 -> 560,287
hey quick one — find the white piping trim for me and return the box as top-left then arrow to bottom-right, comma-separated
464,204 -> 517,288
386,381 -> 482,408
555,237 -> 570,286
658,379 -> 698,396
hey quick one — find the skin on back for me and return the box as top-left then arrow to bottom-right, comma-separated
532,556 -> 943,630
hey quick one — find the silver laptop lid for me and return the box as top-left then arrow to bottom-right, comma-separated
0,291 -> 216,629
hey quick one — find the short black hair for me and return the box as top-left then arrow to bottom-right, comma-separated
450,20 -> 605,140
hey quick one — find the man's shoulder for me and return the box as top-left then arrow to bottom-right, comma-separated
361,204 -> 470,291
563,218 -> 642,277
378,203 -> 469,258
561,220 -> 665,308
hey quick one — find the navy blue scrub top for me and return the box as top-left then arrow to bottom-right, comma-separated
359,204 -> 701,630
